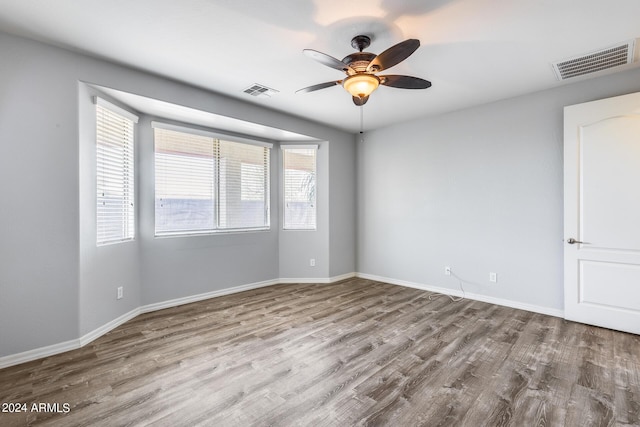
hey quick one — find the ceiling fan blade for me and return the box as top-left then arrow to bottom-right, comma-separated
366,39 -> 420,72
296,81 -> 341,94
352,95 -> 369,106
380,75 -> 432,89
303,49 -> 354,74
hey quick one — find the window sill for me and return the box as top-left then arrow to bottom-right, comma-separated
154,227 -> 271,239
97,237 -> 135,247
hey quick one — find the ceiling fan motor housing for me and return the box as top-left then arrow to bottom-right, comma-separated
342,52 -> 377,73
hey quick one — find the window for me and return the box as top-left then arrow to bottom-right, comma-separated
153,122 -> 271,235
95,98 -> 137,245
283,145 -> 317,230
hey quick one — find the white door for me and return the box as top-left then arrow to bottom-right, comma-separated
564,92 -> 640,335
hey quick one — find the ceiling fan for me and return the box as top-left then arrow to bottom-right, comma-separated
297,35 -> 432,106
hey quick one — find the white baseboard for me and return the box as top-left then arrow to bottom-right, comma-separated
279,272 -> 356,284
0,307 -> 143,368
330,272 -> 357,282
356,273 -> 564,318
139,279 -> 280,314
1,271 -> 561,370
0,338 -> 80,370
79,307 -> 142,347
0,274 -> 354,369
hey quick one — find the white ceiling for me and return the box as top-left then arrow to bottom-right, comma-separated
95,85 -> 319,142
1,0 -> 639,133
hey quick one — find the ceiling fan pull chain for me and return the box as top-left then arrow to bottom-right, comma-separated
360,104 -> 364,134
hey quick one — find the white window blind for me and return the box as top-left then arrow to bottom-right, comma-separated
155,129 -> 216,234
283,146 -> 317,230
153,124 -> 270,235
219,140 -> 270,230
96,102 -> 136,245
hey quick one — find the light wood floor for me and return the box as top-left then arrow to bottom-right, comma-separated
1,278 -> 639,426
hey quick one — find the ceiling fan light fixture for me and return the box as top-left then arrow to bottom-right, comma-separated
342,74 -> 380,98
298,35 -> 430,107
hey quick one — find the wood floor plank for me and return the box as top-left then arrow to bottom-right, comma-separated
1,279 -> 638,426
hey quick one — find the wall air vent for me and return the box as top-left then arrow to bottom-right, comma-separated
243,84 -> 279,98
552,40 -> 635,81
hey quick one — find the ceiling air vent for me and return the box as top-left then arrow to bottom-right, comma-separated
552,40 -> 635,81
243,84 -> 279,98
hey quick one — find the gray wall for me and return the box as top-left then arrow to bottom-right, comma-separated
277,134 -> 359,280
0,35 -> 80,355
78,84 -> 142,335
329,137 -> 357,278
278,141 -> 330,280
138,116 -> 280,304
0,32 -> 356,357
357,66 -> 640,311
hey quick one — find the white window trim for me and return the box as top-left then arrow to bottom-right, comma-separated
281,145 -> 318,231
280,144 -> 319,150
151,121 -> 273,148
153,124 -> 272,237
93,96 -> 139,123
95,98 -> 138,245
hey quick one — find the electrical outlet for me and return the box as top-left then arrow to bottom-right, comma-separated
489,272 -> 497,283
310,258 -> 316,267
117,286 -> 123,300
445,266 -> 451,276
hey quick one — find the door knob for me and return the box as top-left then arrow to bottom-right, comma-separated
567,238 -> 584,244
